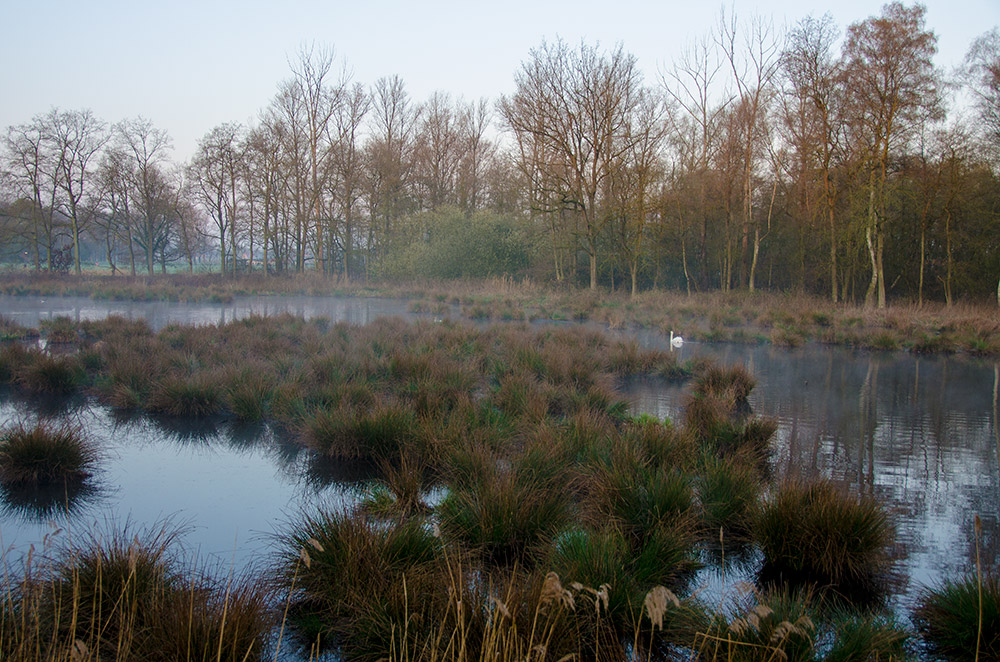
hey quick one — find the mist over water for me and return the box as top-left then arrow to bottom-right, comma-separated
0,294 -> 997,619
0,294 -> 417,331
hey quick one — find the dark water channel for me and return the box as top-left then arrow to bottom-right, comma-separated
0,294 -> 997,627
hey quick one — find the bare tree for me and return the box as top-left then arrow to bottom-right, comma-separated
608,89 -> 669,297
113,117 -> 174,275
962,28 -> 1000,158
783,14 -> 844,301
413,91 -> 461,211
842,1 -> 941,308
330,83 -> 369,280
190,122 -> 244,275
719,9 -> 784,292
960,28 -> 1000,305
501,40 -> 644,290
289,45 -> 344,273
457,98 -> 495,213
366,75 -> 419,273
3,117 -> 62,270
661,35 -> 730,290
48,108 -> 109,274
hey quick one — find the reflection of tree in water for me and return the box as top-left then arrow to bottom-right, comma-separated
0,477 -> 102,523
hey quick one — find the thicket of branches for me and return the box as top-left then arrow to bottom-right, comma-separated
2,3 -> 998,307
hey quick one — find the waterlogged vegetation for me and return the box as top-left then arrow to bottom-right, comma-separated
0,310 -> 994,660
3,272 -> 1000,356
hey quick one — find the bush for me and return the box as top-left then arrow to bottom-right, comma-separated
383,207 -> 534,280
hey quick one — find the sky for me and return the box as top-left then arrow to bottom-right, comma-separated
3,0 -> 997,161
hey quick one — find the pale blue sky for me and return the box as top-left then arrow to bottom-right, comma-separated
3,0 -> 996,161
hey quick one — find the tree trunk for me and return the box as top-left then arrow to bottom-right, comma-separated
918,227 -> 926,307
825,176 -> 837,303
864,180 -> 878,307
749,225 -> 760,293
944,208 -> 953,307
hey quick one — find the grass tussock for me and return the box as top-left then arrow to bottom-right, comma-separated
0,421 -> 98,486
438,455 -> 572,566
15,352 -> 85,396
755,480 -> 895,597
0,523 -> 271,662
913,574 -> 1000,659
277,509 -> 447,659
147,374 -> 223,418
696,454 -> 762,543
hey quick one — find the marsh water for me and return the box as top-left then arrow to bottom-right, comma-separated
0,293 -> 997,624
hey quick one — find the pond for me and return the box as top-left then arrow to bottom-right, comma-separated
0,293 -> 997,626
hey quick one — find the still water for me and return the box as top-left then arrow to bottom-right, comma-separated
0,294 -> 997,619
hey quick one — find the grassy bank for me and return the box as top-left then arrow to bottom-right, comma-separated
2,272 -> 998,355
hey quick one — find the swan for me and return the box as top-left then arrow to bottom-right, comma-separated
669,331 -> 684,349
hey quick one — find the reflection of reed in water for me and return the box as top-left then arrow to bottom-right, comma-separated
0,479 -> 101,522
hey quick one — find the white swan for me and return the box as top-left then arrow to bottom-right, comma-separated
669,331 -> 684,349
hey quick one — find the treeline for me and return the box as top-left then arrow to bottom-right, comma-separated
2,2 -> 998,307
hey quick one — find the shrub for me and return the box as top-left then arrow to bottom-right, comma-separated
384,207 -> 534,280
913,574 -> 1000,659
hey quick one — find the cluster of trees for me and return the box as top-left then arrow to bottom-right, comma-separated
2,3 -> 998,306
